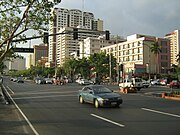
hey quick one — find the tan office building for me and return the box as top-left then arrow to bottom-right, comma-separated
101,34 -> 170,78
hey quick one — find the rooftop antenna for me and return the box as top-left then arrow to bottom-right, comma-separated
29,40 -> 31,48
82,0 -> 84,27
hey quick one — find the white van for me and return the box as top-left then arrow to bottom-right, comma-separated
119,78 -> 143,91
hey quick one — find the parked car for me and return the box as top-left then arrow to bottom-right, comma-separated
75,78 -> 82,84
151,79 -> 160,85
16,77 -> 24,83
79,79 -> 91,85
35,77 -> 46,84
12,77 -> 18,82
169,80 -> 180,88
45,78 -> 53,84
160,79 -> 167,86
142,80 -> 150,88
78,85 -> 123,108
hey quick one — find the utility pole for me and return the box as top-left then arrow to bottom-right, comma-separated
109,53 -> 112,83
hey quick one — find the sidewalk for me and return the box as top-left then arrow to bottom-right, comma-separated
0,93 -> 33,134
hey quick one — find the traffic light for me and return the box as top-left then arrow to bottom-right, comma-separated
73,28 -> 78,40
105,30 -> 110,40
43,32 -> 49,44
120,64 -> 123,71
77,50 -> 80,56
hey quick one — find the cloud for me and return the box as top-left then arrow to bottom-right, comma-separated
58,0 -> 180,37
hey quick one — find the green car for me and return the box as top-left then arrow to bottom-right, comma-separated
78,85 -> 123,108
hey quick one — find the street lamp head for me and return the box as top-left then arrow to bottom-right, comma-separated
48,0 -> 61,4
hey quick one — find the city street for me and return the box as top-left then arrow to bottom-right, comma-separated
1,77 -> 180,135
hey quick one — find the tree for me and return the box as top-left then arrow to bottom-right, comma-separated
0,61 -> 6,74
88,52 -> 116,82
150,40 -> 161,78
0,0 -> 61,61
176,51 -> 180,65
78,57 -> 90,79
63,58 -> 80,80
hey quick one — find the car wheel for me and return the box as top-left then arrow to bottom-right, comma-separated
79,96 -> 84,104
94,99 -> 100,108
115,104 -> 120,108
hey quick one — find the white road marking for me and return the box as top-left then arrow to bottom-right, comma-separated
6,86 -> 15,94
13,94 -> 76,100
91,113 -> 125,127
2,85 -> 40,135
142,108 -> 180,118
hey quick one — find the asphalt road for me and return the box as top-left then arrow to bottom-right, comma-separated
1,77 -> 180,135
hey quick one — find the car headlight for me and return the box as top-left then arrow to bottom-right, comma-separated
97,97 -> 104,101
97,97 -> 109,102
117,97 -> 121,100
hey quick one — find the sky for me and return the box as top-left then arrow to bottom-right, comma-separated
19,0 -> 180,64
57,0 -> 180,38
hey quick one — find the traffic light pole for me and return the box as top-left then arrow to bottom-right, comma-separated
10,29 -> 110,43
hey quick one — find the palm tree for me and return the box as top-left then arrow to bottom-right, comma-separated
150,40 -> 161,79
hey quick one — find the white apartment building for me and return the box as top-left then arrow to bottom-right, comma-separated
48,8 -> 103,65
79,36 -> 125,59
56,27 -> 105,66
165,30 -> 180,65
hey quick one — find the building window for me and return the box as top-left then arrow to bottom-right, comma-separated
161,48 -> 167,53
161,55 -> 168,60
161,62 -> 168,67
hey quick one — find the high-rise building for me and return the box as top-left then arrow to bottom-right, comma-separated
56,27 -> 106,66
165,30 -> 180,65
48,8 -> 103,65
27,44 -> 48,67
92,19 -> 103,31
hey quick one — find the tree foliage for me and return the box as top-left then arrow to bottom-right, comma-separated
63,53 -> 117,81
0,0 -> 61,61
150,41 -> 161,55
150,40 -> 161,75
176,51 -> 180,64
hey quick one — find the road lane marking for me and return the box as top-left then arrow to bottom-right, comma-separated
91,113 -> 125,127
142,108 -> 180,118
13,94 -> 76,100
6,86 -> 15,94
2,84 -> 40,135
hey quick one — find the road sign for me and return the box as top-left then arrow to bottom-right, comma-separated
12,48 -> 34,53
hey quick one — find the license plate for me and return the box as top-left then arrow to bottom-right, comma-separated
111,102 -> 117,105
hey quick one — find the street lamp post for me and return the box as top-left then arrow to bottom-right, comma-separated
109,53 -> 112,83
144,42 -> 152,80
116,63 -> 120,83
146,63 -> 150,80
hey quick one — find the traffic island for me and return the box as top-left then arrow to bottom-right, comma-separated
120,87 -> 137,94
161,91 -> 180,101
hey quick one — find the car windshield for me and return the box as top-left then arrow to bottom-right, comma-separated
92,86 -> 112,94
172,80 -> 178,83
135,78 -> 142,82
